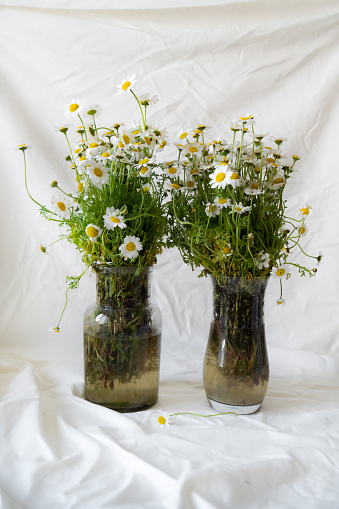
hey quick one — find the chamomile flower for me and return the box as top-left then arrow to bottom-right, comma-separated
183,141 -> 203,157
164,165 -> 180,178
298,204 -> 313,218
222,244 -> 233,257
277,298 -> 286,306
139,93 -> 159,106
119,236 -> 143,259
209,164 -> 230,189
271,264 -> 289,279
64,99 -> 85,117
18,143 -> 31,151
182,178 -> 197,191
86,161 -> 109,188
152,410 -> 172,429
225,170 -> 245,189
117,74 -> 137,95
51,195 -> 72,219
86,224 -> 103,241
86,141 -> 104,158
214,196 -> 231,208
142,184 -> 151,192
298,224 -> 308,237
118,128 -> 136,147
139,166 -> 152,178
86,104 -> 102,117
103,207 -> 127,230
244,181 -> 262,195
136,157 -> 155,168
267,175 -> 285,190
205,202 -> 221,217
165,181 -> 182,192
231,202 -> 252,214
254,251 -> 270,269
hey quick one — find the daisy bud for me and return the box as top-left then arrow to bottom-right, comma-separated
50,180 -> 58,188
40,245 -> 47,253
59,126 -> 69,134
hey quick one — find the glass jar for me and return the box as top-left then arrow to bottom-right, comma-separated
84,265 -> 162,412
203,276 -> 269,414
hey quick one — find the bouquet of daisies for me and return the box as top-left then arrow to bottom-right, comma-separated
20,75 -> 170,330
165,115 -> 320,302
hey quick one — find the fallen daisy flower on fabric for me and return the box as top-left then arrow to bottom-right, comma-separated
151,409 -> 238,429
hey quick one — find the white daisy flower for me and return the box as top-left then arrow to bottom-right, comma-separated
298,224 -> 308,237
267,175 -> 285,190
139,93 -> 159,106
156,139 -> 167,152
177,129 -> 191,141
271,264 -> 288,279
119,236 -> 143,259
86,141 -> 104,158
225,170 -> 245,189
165,181 -> 182,193
165,165 -> 180,178
64,99 -> 85,117
182,141 -> 203,157
150,123 -> 168,140
277,298 -> 286,306
214,196 -> 231,208
205,202 -> 221,217
118,128 -> 136,147
254,251 -> 270,269
86,224 -> 103,241
142,184 -> 151,192
51,195 -> 73,219
139,166 -> 152,178
152,410 -> 172,429
86,161 -> 109,188
183,178 -> 197,191
209,164 -> 231,189
103,207 -> 127,230
136,157 -> 155,168
231,202 -> 252,214
86,104 -> 102,117
48,326 -> 60,333
222,244 -> 233,257
96,151 -> 113,163
244,181 -> 262,196
117,74 -> 137,95
298,203 -> 313,218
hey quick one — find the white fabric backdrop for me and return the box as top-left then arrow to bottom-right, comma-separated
1,1 -> 339,508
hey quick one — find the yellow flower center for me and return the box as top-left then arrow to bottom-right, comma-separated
101,152 -> 109,158
122,134 -> 130,144
158,416 -> 166,425
74,149 -> 81,154
187,181 -> 195,188
267,157 -> 275,163
250,183 -> 258,189
140,167 -> 148,175
190,168 -> 199,175
276,268 -> 285,277
57,202 -> 66,211
300,207 -> 309,215
93,168 -> 103,177
126,242 -> 136,251
218,198 -> 227,204
235,206 -> 242,212
89,143 -> 99,148
230,172 -> 240,180
171,183 -> 181,189
273,177 -> 284,184
160,141 -> 167,148
139,158 -> 149,165
180,132 -> 188,139
78,183 -> 84,192
80,156 -> 87,161
144,136 -> 151,145
111,217 -> 120,223
223,246 -> 231,254
143,186 -> 150,192
188,146 -> 198,153
87,226 -> 99,238
122,80 -> 131,91
216,172 -> 226,182
240,115 -> 253,120
69,103 -> 79,112
209,205 -> 216,212
299,226 -> 306,234
168,167 -> 177,174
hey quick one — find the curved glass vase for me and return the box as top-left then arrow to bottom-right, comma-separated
84,265 -> 162,412
203,276 -> 269,415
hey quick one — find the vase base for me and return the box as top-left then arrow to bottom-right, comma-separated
207,398 -> 261,415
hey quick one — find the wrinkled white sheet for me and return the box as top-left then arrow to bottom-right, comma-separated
1,1 -> 339,507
